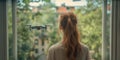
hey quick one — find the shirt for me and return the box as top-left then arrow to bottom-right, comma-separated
47,42 -> 90,60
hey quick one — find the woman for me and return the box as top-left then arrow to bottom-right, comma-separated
47,12 -> 90,60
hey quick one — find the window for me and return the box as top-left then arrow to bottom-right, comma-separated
42,40 -> 44,46
35,49 -> 39,53
35,39 -> 39,45
5,0 -> 113,60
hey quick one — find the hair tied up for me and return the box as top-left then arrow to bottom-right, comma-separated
59,12 -> 82,60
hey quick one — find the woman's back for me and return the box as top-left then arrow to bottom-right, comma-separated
47,42 -> 90,60
47,12 -> 90,60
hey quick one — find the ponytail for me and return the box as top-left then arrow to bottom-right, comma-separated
59,12 -> 81,60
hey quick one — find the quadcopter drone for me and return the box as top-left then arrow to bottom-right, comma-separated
26,24 -> 51,30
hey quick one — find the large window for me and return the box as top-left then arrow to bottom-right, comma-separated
7,0 -> 112,60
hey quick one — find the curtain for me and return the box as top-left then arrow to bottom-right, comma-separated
0,0 -> 8,60
111,0 -> 120,60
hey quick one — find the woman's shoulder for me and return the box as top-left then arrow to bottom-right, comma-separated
80,43 -> 89,53
49,42 -> 89,51
81,43 -> 89,49
48,42 -> 63,52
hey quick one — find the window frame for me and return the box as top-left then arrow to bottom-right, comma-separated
0,0 -> 120,60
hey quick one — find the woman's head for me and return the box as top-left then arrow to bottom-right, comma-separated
58,12 -> 81,60
59,12 -> 77,31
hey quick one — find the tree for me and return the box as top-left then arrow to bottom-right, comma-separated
17,8 -> 34,60
8,0 -> 105,60
74,0 -> 103,60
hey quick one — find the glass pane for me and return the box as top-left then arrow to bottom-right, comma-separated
15,0 -> 110,60
102,0 -> 111,60
105,0 -> 111,60
8,0 -> 14,60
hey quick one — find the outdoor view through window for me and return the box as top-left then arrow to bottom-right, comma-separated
8,0 -> 111,60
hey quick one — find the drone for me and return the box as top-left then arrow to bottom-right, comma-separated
26,24 -> 51,30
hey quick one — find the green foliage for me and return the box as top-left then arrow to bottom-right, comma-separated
17,1 -> 58,60
8,5 -> 14,60
74,1 -> 102,60
17,9 -> 34,60
8,0 -> 104,60
31,3 -> 59,47
44,0 -> 51,2
23,0 -> 30,5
